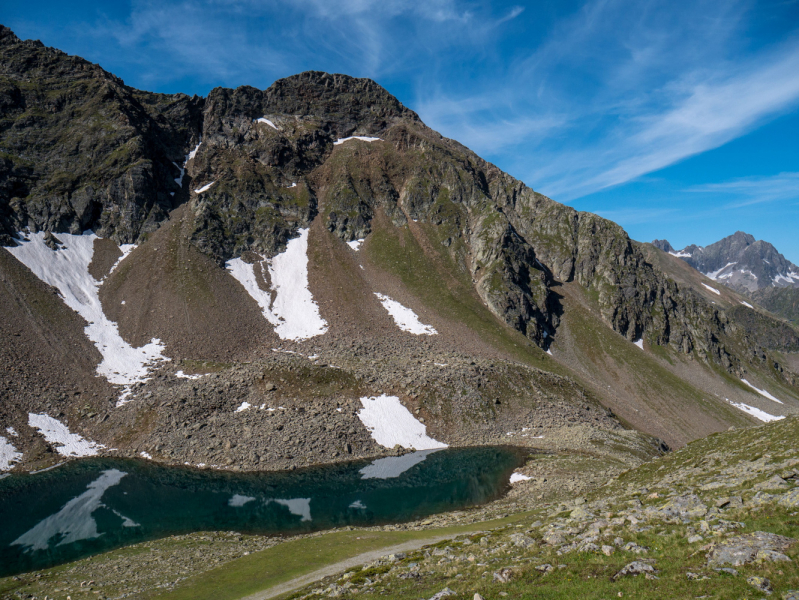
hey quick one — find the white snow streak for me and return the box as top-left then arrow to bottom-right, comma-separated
6,232 -> 168,399
668,250 -> 692,258
175,370 -> 204,379
374,293 -> 437,335
256,117 -> 279,130
0,436 -> 22,471
347,239 -> 365,251
226,228 -> 328,341
705,262 -> 737,280
28,413 -> 105,457
235,402 -> 252,413
12,469 -> 135,552
349,500 -> 367,509
727,399 -> 784,423
701,282 -> 721,295
6,427 -> 18,437
229,494 -> 256,507
359,449 -> 442,479
194,181 -> 216,194
510,472 -> 532,483
357,395 -> 447,450
741,379 -> 784,404
334,136 -> 382,145
140,451 -> 152,459
633,338 -> 644,350
109,244 -> 136,275
188,139 -> 202,160
740,300 -> 754,309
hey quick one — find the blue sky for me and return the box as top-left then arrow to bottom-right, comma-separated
5,0 -> 799,262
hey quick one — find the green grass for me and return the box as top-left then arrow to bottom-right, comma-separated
146,514 -> 531,600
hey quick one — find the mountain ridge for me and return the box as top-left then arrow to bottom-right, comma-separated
1,25 -> 798,476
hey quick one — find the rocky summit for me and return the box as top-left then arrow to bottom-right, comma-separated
0,24 -> 799,599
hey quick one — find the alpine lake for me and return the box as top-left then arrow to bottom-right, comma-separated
0,446 -> 527,576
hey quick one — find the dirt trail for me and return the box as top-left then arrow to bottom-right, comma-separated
239,533 -> 457,600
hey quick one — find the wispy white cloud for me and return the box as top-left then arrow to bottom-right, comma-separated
415,0 -> 799,202
685,172 -> 799,207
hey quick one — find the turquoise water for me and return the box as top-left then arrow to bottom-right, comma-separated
0,446 -> 525,576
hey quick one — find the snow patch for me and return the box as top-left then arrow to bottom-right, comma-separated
109,244 -> 136,275
633,338 -> 644,350
229,494 -> 256,507
194,181 -> 216,194
226,228 -> 328,341
256,117 -> 279,130
349,500 -> 367,509
374,293 -> 437,335
176,370 -> 204,379
668,250 -> 692,258
740,300 -> 754,309
334,136 -> 382,145
0,435 -> 22,471
235,402 -> 252,413
705,262 -> 737,280
6,427 -> 18,437
12,469 -> 135,552
357,395 -> 447,450
347,238 -> 365,251
727,400 -> 784,423
28,413 -> 105,457
140,451 -> 152,460
510,472 -> 532,483
741,379 -> 784,404
187,139 -> 202,160
6,232 -> 168,400
701,283 -> 721,295
359,449 -> 442,479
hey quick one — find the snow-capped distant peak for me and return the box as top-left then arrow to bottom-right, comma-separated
669,250 -> 692,258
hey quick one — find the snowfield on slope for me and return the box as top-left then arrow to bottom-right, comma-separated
28,413 -> 105,457
701,282 -> 721,295
357,395 -> 447,450
727,400 -> 784,423
0,435 -> 23,471
374,293 -> 437,335
6,232 -> 168,399
226,228 -> 328,341
334,136 -> 382,145
741,379 -> 784,404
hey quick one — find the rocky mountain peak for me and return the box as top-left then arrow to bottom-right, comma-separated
652,231 -> 799,293
651,239 -> 674,253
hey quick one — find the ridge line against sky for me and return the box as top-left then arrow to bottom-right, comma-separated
3,0 -> 799,262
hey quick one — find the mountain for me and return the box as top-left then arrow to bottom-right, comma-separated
652,232 -> 799,293
652,232 -> 799,324
1,26 -> 798,476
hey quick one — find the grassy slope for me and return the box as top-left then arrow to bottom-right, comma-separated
144,517 -> 529,600
285,416 -> 799,600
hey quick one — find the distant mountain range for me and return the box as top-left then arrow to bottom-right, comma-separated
652,232 -> 799,323
652,232 -> 799,293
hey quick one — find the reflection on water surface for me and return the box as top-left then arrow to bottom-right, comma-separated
0,446 -> 525,576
